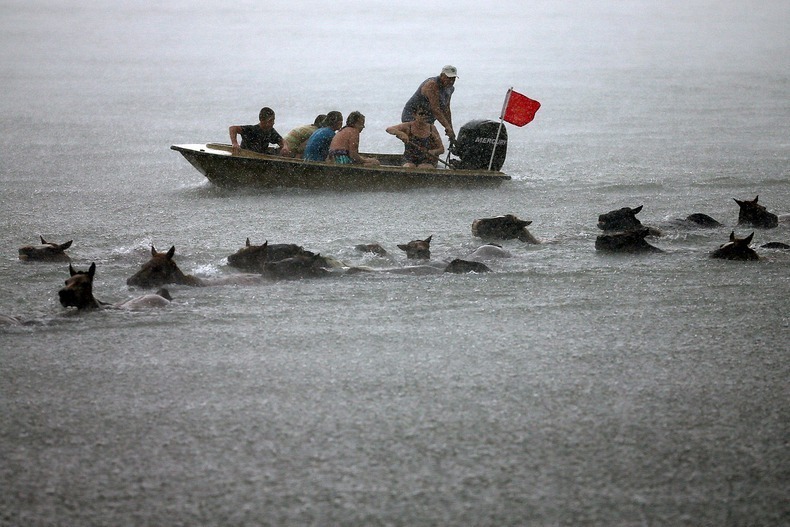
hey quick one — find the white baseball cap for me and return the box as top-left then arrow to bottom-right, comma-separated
442,65 -> 458,78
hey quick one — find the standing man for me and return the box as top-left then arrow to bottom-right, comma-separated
401,65 -> 458,142
229,107 -> 289,155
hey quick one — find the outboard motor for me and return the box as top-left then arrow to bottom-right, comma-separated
450,119 -> 507,171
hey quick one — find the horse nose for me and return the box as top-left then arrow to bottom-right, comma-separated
58,289 -> 72,306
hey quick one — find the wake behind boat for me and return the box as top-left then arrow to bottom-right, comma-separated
171,120 -> 511,190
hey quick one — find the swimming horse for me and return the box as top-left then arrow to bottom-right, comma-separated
595,227 -> 663,254
227,238 -> 318,272
734,196 -> 779,228
60,262 -> 172,310
472,214 -> 540,244
398,235 -> 433,259
710,231 -> 759,261
127,245 -> 262,288
18,236 -> 73,262
596,206 -> 662,236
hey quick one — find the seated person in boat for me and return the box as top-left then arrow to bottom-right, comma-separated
229,107 -> 289,155
386,105 -> 444,168
303,111 -> 343,161
282,113 -> 325,158
327,111 -> 380,166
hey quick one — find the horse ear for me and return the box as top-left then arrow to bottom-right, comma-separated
69,263 -> 77,276
88,262 -> 96,277
632,205 -> 643,214
424,235 -> 433,243
744,232 -> 754,245
245,238 -> 251,247
40,235 -> 47,244
753,195 -> 759,203
59,240 -> 73,250
729,231 -> 736,241
166,246 -> 176,259
151,245 -> 157,256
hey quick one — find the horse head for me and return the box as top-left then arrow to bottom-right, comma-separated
127,245 -> 202,287
711,231 -> 759,261
398,235 -> 432,259
734,196 -> 778,228
19,235 -> 73,262
472,214 -> 536,243
597,206 -> 644,232
227,238 -> 268,270
59,262 -> 103,309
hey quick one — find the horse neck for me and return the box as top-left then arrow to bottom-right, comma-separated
82,295 -> 106,310
180,274 -> 204,286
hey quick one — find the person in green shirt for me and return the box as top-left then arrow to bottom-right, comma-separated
282,114 -> 326,158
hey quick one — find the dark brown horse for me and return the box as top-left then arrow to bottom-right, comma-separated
127,246 -> 204,288
18,236 -> 73,262
734,196 -> 778,228
472,214 -> 539,243
444,259 -> 491,273
261,253 -> 331,280
227,238 -> 316,272
682,213 -> 722,228
597,206 -> 662,236
710,231 -> 759,261
60,262 -> 172,310
595,228 -> 663,254
128,245 -> 263,287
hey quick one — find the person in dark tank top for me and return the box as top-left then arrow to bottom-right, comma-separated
386,105 -> 445,168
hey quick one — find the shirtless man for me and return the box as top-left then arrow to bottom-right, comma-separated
327,111 -> 380,166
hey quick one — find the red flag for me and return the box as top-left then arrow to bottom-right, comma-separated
501,88 -> 540,127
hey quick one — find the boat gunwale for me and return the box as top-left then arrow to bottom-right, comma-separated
171,143 -> 510,180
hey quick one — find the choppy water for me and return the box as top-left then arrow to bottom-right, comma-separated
2,1 -> 789,525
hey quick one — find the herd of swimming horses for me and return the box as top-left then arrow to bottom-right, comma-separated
7,195 -> 787,322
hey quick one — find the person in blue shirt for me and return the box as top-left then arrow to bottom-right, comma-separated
303,111 -> 343,161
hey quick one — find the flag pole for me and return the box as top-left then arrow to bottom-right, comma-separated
488,87 -> 512,171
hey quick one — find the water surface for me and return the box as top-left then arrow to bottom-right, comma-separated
1,1 -> 788,525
